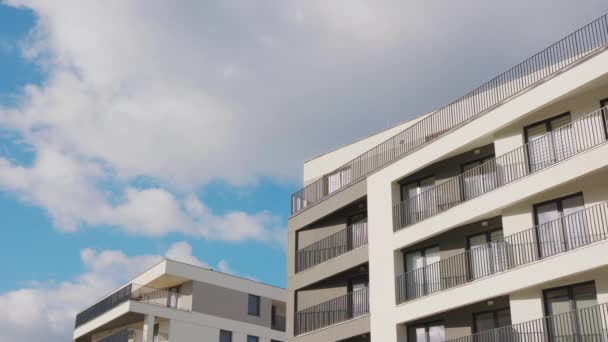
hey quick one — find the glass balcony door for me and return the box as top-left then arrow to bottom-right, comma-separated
525,113 -> 572,173
467,229 -> 508,280
405,246 -> 440,298
473,308 -> 512,342
410,321 -> 446,342
544,282 -> 601,342
347,212 -> 367,250
534,193 -> 589,258
348,277 -> 368,318
401,176 -> 436,224
461,156 -> 497,200
326,167 -> 353,194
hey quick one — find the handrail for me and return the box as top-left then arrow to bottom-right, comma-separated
393,106 -> 608,231
291,13 -> 608,216
75,283 -> 188,328
395,201 -> 608,304
296,220 -> 368,272
442,302 -> 608,342
295,287 -> 369,335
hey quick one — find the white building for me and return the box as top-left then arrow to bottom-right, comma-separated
287,13 -> 608,342
73,259 -> 286,342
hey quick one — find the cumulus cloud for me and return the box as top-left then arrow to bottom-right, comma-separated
0,1 -> 606,241
0,241 -> 235,342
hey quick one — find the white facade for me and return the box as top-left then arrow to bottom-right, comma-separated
73,259 -> 286,342
288,13 -> 608,342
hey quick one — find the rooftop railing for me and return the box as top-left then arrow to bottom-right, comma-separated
75,283 -> 187,328
291,13 -> 608,216
294,287 -> 369,335
393,106 -> 608,232
442,302 -> 608,342
396,201 -> 608,304
295,220 -> 368,273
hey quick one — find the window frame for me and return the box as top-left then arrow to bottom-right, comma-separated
407,320 -> 446,342
247,294 -> 261,316
472,307 -> 511,334
247,335 -> 259,342
400,175 -> 436,202
542,280 -> 597,316
219,330 -> 233,342
403,244 -> 441,273
532,192 -> 585,256
523,112 -> 572,145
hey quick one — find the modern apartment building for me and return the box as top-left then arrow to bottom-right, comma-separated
287,13 -> 608,342
73,259 -> 286,342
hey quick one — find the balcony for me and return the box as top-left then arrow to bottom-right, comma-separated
291,13 -> 608,216
272,314 -> 287,332
296,220 -> 368,273
294,287 -> 369,335
393,106 -> 608,232
75,284 -> 189,328
395,201 -> 608,304
99,328 -> 169,342
443,302 -> 608,342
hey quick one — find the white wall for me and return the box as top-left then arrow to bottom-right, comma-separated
367,48 -> 608,342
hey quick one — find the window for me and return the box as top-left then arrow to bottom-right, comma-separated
461,156 -> 496,200
400,176 -> 436,224
347,277 -> 369,317
166,285 -> 180,308
326,167 -> 352,194
219,330 -> 232,342
544,282 -> 600,340
248,294 -> 260,316
524,113 -> 573,172
409,321 -> 445,342
347,212 -> 367,250
467,229 -> 508,280
473,308 -> 512,333
534,193 -> 588,258
404,246 -> 440,298
247,336 -> 259,342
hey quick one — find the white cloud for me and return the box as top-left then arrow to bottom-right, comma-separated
0,241 -> 236,342
0,1 -> 605,242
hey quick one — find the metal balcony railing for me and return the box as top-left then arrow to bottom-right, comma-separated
442,302 -> 608,342
291,13 -> 608,216
393,106 -> 608,232
395,201 -> 608,304
75,284 -> 187,328
295,220 -> 368,273
294,287 -> 369,335
99,328 -> 169,342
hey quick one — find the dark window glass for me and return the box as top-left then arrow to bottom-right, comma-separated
544,282 -> 599,340
408,321 -> 445,342
247,336 -> 259,342
219,330 -> 232,342
473,308 -> 512,333
248,294 -> 260,316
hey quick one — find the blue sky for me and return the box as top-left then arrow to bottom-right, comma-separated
1,1 -> 608,342
0,2 -> 291,293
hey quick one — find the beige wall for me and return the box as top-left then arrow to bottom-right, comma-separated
192,281 -> 272,328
